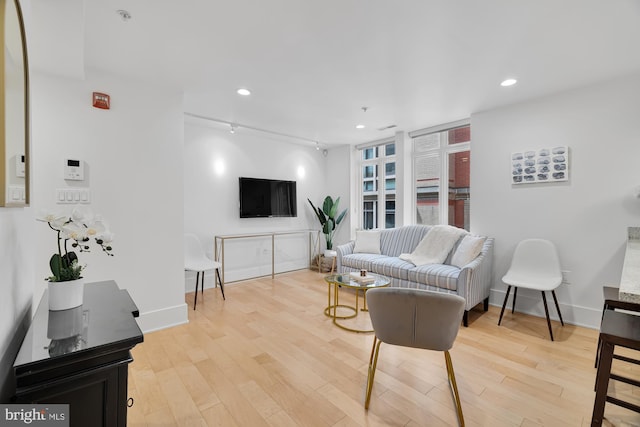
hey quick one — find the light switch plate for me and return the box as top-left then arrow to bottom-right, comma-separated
56,188 -> 91,204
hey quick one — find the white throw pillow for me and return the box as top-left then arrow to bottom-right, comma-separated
354,230 -> 381,254
450,235 -> 486,268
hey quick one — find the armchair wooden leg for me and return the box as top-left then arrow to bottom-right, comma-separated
365,337 -> 382,410
445,350 -> 465,427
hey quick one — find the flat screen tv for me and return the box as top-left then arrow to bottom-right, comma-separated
239,177 -> 297,218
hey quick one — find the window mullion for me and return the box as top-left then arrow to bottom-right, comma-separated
440,148 -> 449,226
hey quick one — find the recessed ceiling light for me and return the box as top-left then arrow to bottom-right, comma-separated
501,78 -> 517,87
237,88 -> 251,96
356,124 -> 365,129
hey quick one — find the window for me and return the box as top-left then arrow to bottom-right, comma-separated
358,141 -> 396,229
412,122 -> 471,230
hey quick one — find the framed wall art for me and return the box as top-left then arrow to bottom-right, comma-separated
511,146 -> 569,185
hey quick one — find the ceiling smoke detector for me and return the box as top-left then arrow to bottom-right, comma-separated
117,10 -> 132,21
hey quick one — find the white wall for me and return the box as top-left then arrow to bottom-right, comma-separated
324,145 -> 351,245
0,208 -> 34,400
31,70 -> 187,333
472,73 -> 640,328
184,120 -> 335,284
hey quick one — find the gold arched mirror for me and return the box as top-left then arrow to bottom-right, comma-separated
1,0 -> 29,206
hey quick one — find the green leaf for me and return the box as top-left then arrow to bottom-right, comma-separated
322,196 -> 334,216
308,199 -> 326,225
49,254 -> 62,280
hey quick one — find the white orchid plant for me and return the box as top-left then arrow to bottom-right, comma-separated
38,207 -> 114,282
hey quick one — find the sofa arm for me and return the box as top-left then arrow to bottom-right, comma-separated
457,237 -> 495,312
336,241 -> 356,273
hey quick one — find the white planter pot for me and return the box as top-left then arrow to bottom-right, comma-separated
48,278 -> 85,311
324,249 -> 337,258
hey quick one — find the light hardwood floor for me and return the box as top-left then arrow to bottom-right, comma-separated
127,270 -> 640,426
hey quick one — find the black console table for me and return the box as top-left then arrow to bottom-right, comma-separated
13,280 -> 143,427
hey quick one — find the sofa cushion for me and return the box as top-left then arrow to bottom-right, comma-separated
341,253 -> 388,271
450,235 -> 486,268
408,264 -> 461,291
365,256 -> 415,280
379,225 -> 430,256
354,230 -> 381,254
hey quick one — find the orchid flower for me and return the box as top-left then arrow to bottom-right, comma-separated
39,207 -> 115,282
36,210 -> 68,230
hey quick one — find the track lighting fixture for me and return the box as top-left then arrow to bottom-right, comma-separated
184,112 -> 324,147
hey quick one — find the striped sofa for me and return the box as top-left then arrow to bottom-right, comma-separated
335,225 -> 494,326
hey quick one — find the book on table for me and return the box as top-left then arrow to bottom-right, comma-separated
349,272 -> 376,284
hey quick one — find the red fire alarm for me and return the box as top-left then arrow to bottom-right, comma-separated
92,92 -> 110,109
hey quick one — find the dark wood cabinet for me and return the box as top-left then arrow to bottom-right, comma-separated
13,281 -> 143,427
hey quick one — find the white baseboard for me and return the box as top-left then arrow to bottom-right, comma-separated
136,302 -> 188,333
184,264 -> 307,291
489,288 -> 601,330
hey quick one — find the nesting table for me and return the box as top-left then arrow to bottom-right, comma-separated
324,273 -> 391,333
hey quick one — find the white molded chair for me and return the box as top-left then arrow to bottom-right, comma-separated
365,287 -> 466,426
498,239 -> 564,341
184,233 -> 225,309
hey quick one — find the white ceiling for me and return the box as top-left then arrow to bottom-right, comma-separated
27,0 -> 640,146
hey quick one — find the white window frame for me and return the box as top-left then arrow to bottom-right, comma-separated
410,119 -> 471,226
357,138 -> 397,230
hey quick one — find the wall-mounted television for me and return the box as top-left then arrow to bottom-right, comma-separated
239,177 -> 297,218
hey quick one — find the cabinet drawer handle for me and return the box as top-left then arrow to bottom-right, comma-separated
127,397 -> 134,407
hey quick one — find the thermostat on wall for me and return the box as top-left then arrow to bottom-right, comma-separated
64,158 -> 85,181
16,154 -> 25,178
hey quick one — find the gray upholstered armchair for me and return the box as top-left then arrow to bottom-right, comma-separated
365,287 -> 466,426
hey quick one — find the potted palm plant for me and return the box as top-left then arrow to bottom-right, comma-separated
308,196 -> 347,256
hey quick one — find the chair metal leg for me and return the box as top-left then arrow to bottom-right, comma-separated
445,350 -> 465,427
512,287 -> 518,314
216,268 -> 226,300
201,271 -> 205,295
498,285 -> 512,325
365,337 -> 382,410
541,291 -> 554,341
193,271 -> 200,310
551,290 -> 564,326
